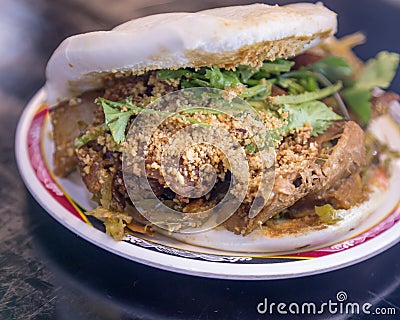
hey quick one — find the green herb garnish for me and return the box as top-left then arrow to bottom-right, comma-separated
259,59 -> 295,74
284,101 -> 343,137
74,123 -> 108,149
342,51 -> 399,124
95,49 -> 397,146
355,51 -> 399,89
267,81 -> 342,105
341,88 -> 372,124
97,97 -> 138,144
94,97 -> 216,145
310,56 -> 353,83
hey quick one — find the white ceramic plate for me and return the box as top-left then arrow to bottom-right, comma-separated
16,88 -> 400,280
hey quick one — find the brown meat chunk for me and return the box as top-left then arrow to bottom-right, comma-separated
76,143 -> 130,212
103,71 -> 179,104
224,121 -> 365,235
296,121 -> 365,210
314,121 -> 365,190
316,173 -> 364,209
292,51 -> 325,68
73,73 -> 180,211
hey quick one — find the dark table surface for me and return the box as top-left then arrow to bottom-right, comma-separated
1,0 -> 400,319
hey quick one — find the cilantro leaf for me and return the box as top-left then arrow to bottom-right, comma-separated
97,97 -> 144,144
236,65 -> 257,83
101,103 -> 134,144
267,82 -> 342,105
340,51 -> 399,125
275,77 -> 306,94
75,123 -> 108,149
245,143 -> 256,154
185,78 -> 210,87
355,51 -> 399,89
250,59 -> 295,81
298,75 -> 319,92
260,59 -> 295,74
284,101 -> 342,136
342,88 -> 372,124
310,56 -> 353,83
204,66 -> 241,89
239,81 -> 272,100
97,97 -> 212,144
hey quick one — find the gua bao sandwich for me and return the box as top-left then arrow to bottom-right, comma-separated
46,3 -> 399,241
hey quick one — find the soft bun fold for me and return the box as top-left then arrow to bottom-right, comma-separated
45,2 -> 337,106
